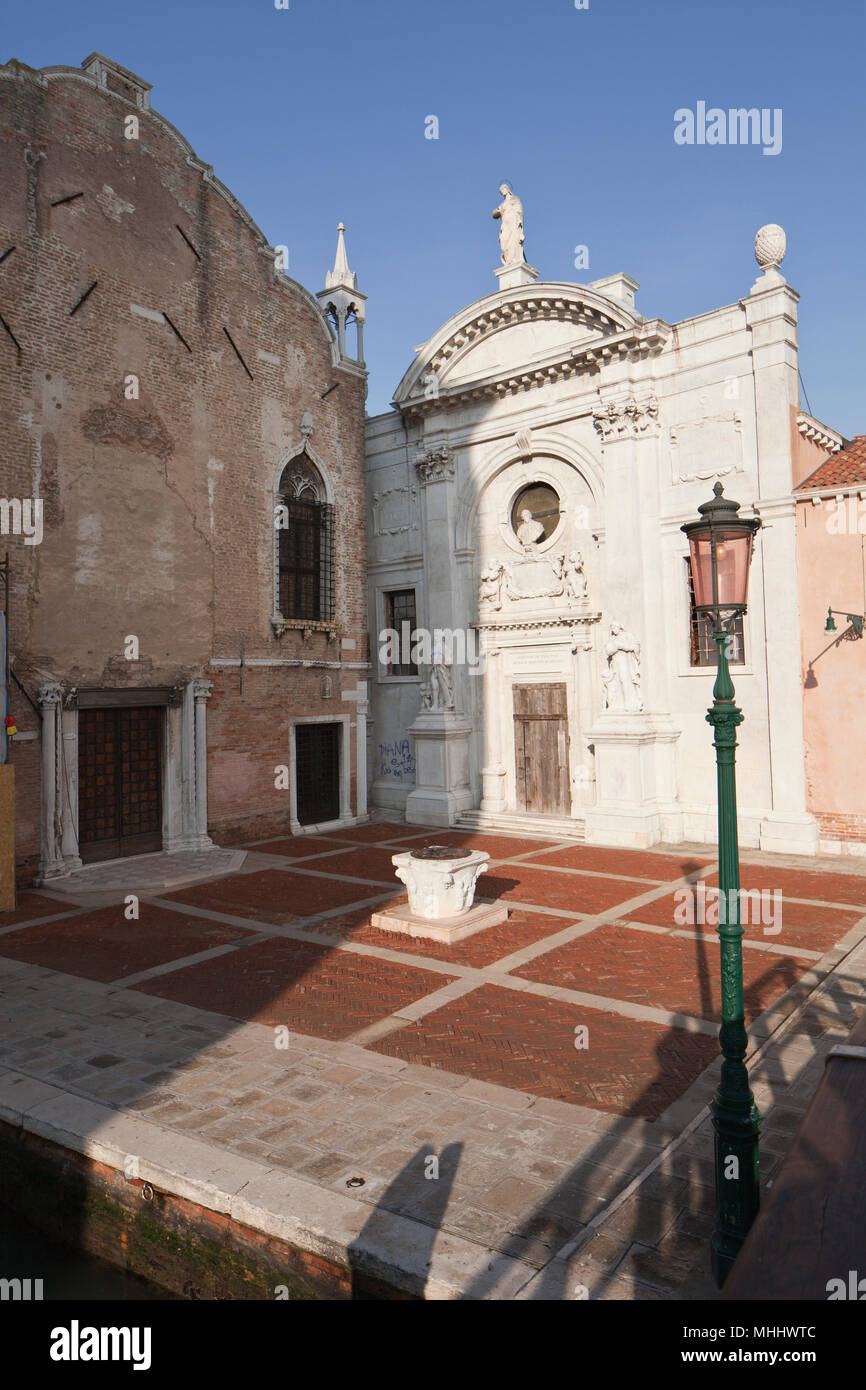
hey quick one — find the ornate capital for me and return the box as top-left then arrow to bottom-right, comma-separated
192,679 -> 213,703
592,395 -> 659,441
37,681 -> 64,708
415,446 -> 455,484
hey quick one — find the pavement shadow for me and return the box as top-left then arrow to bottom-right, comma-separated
346,1141 -> 463,1300
458,896 -> 822,1301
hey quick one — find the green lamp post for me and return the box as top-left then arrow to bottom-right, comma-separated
682,481 -> 762,1287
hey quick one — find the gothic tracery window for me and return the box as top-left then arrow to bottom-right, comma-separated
276,456 -> 335,621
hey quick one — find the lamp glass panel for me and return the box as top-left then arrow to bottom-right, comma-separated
688,535 -> 716,608
715,530 -> 752,608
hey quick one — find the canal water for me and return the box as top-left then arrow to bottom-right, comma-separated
0,1204 -> 176,1300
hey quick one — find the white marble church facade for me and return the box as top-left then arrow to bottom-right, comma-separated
365,203 -> 818,854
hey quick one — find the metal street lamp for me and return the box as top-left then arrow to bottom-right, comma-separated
681,481 -> 762,1288
824,607 -> 865,638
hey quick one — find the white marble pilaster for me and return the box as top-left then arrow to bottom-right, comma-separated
192,679 -> 214,849
37,682 -> 67,881
59,702 -> 82,870
355,681 -> 368,818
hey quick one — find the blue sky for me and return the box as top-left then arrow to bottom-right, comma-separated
3,0 -> 864,429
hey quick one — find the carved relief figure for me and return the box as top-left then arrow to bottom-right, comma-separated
516,507 -> 544,547
560,550 -> 588,601
492,183 -> 526,265
480,561 -> 504,610
602,622 -> 643,713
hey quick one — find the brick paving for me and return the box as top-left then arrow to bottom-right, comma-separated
303,905 -> 577,969
0,891 -> 79,929
623,883 -> 863,951
482,865 -> 655,914
1,817 -> 865,1299
513,924 -> 816,1023
532,845 -> 713,880
166,866 -> 395,923
134,936 -> 457,1041
368,982 -> 720,1118
0,903 -> 254,982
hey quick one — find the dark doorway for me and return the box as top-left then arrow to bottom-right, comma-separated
513,683 -> 571,816
78,706 -> 163,862
295,722 -> 340,825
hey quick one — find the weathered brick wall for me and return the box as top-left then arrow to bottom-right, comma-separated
815,813 -> 866,846
0,1121 -> 414,1300
0,58 -> 369,875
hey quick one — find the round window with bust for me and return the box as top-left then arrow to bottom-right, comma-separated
511,483 -> 560,545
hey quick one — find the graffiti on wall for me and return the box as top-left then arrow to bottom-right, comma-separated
378,739 -> 415,781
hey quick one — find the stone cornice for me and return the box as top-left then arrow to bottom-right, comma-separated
394,280 -> 670,417
796,484 -> 866,503
472,613 -> 602,633
752,496 -> 795,521
401,322 -> 670,418
796,413 -> 842,454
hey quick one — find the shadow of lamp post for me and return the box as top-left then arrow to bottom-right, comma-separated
681,481 -> 762,1288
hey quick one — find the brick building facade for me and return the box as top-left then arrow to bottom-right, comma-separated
0,53 -> 370,885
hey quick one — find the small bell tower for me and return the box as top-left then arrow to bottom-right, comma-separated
317,223 -> 366,366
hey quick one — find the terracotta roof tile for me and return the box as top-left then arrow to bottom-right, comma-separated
796,436 -> 866,491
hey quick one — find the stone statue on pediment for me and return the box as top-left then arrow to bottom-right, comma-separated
602,621 -> 643,713
492,183 -> 526,266
429,661 -> 454,711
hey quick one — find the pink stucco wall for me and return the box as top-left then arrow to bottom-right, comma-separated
797,495 -> 866,840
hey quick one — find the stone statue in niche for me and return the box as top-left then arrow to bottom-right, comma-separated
602,622 -> 643,713
492,183 -> 526,265
480,561 -> 505,609
559,550 -> 588,601
516,508 -> 544,547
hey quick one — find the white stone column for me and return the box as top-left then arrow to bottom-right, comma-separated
37,682 -> 67,881
406,444 -> 475,826
593,400 -> 668,711
742,277 -> 818,854
193,679 -> 214,849
181,682 -> 197,846
573,634 -> 597,808
479,643 -> 507,812
162,693 -> 185,850
59,702 -> 82,870
355,681 -> 368,818
585,400 -> 683,845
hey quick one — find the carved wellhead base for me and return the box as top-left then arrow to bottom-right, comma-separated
372,845 -> 509,944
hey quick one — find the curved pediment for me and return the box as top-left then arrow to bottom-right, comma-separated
393,282 -> 668,416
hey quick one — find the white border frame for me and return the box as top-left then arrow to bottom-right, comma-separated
288,713 -> 352,832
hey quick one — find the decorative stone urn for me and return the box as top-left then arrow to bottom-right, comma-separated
393,845 -> 489,920
371,843 -> 509,944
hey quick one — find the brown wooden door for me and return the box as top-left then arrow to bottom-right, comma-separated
513,684 -> 571,816
78,706 -> 163,862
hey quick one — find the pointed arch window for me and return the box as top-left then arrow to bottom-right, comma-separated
276,456 -> 335,621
